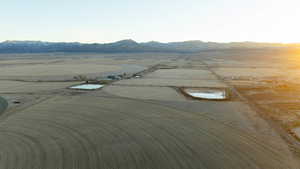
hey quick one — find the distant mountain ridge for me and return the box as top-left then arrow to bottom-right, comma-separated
0,39 -> 297,53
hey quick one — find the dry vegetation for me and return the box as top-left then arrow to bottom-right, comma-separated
1,51 -> 300,168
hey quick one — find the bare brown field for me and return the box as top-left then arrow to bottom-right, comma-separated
0,95 -> 297,169
102,85 -> 186,101
214,67 -> 285,78
143,69 -> 218,80
0,80 -> 77,93
115,78 -> 227,88
0,63 -> 122,80
1,51 -> 300,168
115,68 -> 227,88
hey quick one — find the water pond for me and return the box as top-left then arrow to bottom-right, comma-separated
69,84 -> 104,90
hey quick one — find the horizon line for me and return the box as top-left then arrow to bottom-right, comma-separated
1,39 -> 300,45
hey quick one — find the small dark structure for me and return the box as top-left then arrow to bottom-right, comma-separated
13,100 -> 21,104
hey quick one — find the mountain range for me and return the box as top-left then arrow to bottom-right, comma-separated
0,39 -> 298,53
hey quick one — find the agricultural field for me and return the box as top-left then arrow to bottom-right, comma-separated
115,78 -> 227,88
102,85 -> 186,101
1,51 -> 300,168
0,80 -> 77,93
143,69 -> 217,80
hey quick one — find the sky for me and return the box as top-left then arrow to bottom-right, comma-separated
1,0 -> 300,43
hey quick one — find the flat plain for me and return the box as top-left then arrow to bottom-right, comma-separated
1,50 -> 300,169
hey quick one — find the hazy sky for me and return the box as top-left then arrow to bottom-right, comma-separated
1,0 -> 299,43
